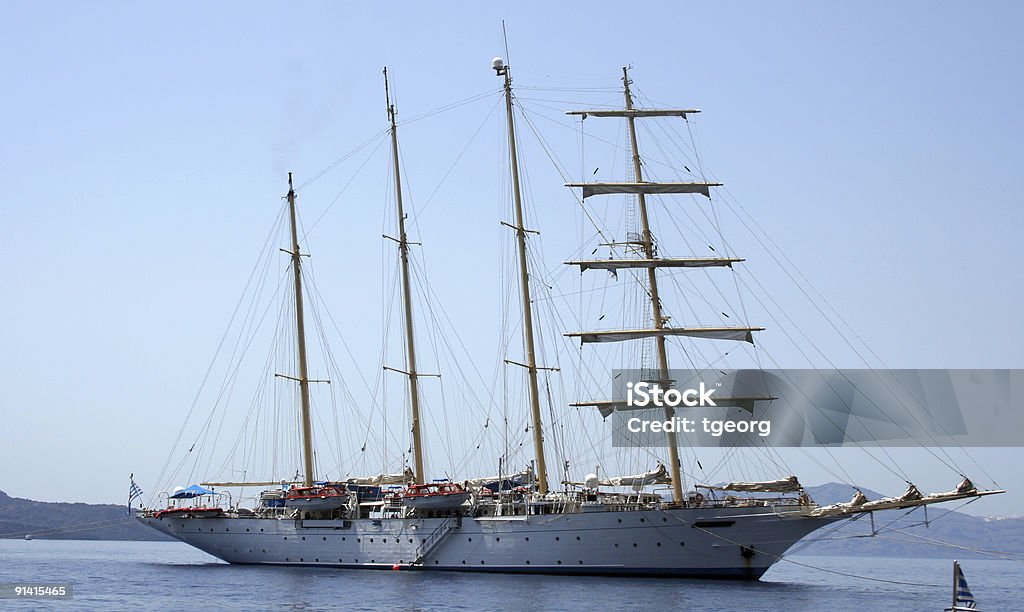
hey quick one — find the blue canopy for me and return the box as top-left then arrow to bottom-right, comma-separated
170,484 -> 216,499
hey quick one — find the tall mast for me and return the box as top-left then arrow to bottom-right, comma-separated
286,173 -> 316,487
620,66 -> 684,503
384,68 -> 426,484
495,57 -> 549,495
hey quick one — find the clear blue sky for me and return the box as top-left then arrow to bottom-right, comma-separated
1,2 -> 1021,517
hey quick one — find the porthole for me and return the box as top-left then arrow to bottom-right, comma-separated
555,537 -> 560,541
633,543 -> 638,547
557,560 -> 562,565
323,537 -> 327,541
640,518 -> 645,523
575,536 -> 580,541
657,543 -> 662,547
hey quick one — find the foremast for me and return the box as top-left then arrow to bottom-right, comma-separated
495,57 -> 550,495
384,68 -> 427,484
566,67 -> 759,503
622,68 -> 684,503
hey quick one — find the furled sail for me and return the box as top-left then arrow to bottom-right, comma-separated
568,181 -> 722,199
572,395 -> 776,418
567,257 -> 743,271
809,478 -> 1002,517
566,326 -> 762,345
345,467 -> 414,486
599,463 -> 672,487
702,476 -> 802,493
564,463 -> 672,487
567,109 -> 700,119
463,468 -> 535,489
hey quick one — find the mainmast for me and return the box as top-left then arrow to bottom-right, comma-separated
285,173 -> 316,488
384,68 -> 426,484
494,57 -> 549,495
565,67 -> 762,504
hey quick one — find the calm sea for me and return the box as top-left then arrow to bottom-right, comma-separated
1,539 -> 1020,610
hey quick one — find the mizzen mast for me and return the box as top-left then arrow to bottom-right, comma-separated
383,67 -> 426,484
494,57 -> 550,495
284,173 -> 316,487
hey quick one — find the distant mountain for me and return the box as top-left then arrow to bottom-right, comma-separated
799,483 -> 1023,559
0,489 -> 171,541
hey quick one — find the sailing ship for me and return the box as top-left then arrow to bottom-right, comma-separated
137,60 -> 1001,579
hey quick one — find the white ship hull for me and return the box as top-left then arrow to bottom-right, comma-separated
140,505 -> 835,579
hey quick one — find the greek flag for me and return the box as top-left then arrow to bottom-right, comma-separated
128,474 -> 144,515
954,562 -> 977,610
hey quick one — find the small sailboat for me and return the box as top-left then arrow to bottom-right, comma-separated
944,560 -> 980,611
